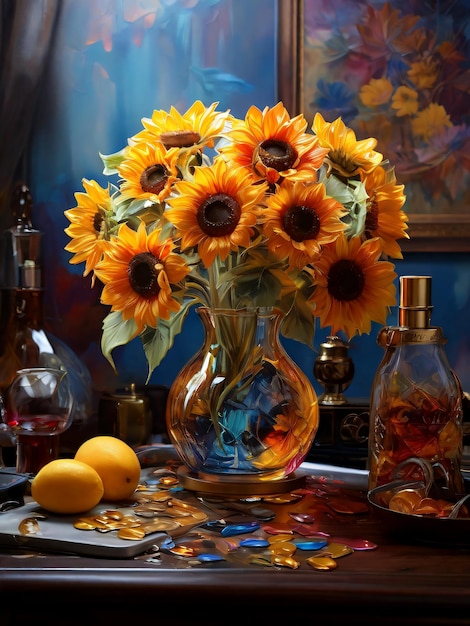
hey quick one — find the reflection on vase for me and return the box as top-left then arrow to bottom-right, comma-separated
166,307 -> 319,482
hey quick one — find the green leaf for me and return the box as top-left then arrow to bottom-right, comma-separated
114,197 -> 160,222
222,249 -> 290,307
100,149 -> 127,175
343,179 -> 368,237
323,174 -> 368,238
280,292 -> 317,347
141,302 -> 194,382
101,311 -> 138,372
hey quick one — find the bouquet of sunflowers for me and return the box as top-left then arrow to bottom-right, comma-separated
64,101 -> 408,380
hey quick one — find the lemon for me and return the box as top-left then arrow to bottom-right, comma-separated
31,458 -> 104,514
74,435 -> 141,501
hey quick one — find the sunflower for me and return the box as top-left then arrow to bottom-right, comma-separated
64,179 -> 114,281
260,180 -> 348,268
64,100 -> 407,382
219,102 -> 328,185
93,221 -> 190,335
165,157 -> 266,268
312,112 -> 383,178
311,234 -> 397,337
117,143 -> 180,204
363,165 -> 409,259
132,100 -> 230,157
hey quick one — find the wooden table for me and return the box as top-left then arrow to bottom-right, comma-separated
0,455 -> 469,626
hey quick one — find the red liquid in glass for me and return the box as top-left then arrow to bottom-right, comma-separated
6,413 -> 69,434
6,413 -> 68,474
15,433 -> 60,474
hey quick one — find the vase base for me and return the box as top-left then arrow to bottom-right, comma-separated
177,465 -> 307,496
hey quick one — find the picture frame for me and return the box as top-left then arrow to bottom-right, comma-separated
277,0 -> 470,252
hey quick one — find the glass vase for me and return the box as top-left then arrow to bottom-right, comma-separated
166,307 -> 319,483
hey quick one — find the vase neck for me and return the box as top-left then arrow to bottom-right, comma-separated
196,306 -> 284,361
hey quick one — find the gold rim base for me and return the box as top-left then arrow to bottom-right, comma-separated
177,465 -> 307,496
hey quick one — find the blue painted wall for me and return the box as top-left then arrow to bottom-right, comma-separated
27,0 -> 470,404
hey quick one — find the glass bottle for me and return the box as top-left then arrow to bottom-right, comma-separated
0,183 -> 92,467
368,275 -> 464,496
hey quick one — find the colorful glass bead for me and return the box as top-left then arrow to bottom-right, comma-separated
269,542 -> 297,556
319,542 -> 353,558
220,521 -> 260,537
271,554 -> 300,569
291,524 -> 330,538
307,555 -> 337,571
239,538 -> 270,548
289,512 -> 315,523
261,522 -> 294,534
267,533 -> 295,544
196,553 -> 225,562
332,537 -> 378,550
292,538 -> 328,550
169,545 -> 196,557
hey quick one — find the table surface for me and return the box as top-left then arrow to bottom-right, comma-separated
1,448 -> 469,626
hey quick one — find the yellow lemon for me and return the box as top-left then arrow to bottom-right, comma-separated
31,458 -> 104,514
74,435 -> 141,501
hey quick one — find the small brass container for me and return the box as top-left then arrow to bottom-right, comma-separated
313,336 -> 354,405
98,384 -> 152,447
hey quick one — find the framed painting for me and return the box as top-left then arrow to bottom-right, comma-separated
277,0 -> 470,252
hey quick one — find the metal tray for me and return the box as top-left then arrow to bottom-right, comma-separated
368,479 -> 470,548
0,464 -> 208,558
0,501 -> 174,558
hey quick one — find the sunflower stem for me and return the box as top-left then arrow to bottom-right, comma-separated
208,259 -> 221,309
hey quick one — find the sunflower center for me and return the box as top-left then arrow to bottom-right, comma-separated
328,259 -> 365,302
328,151 -> 358,178
365,202 -> 379,233
257,139 -> 297,172
93,212 -> 104,234
140,164 -> 168,195
128,252 -> 161,299
283,204 -> 320,242
160,130 -> 201,148
197,193 -> 241,236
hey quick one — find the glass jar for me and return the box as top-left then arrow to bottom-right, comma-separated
368,276 -> 464,496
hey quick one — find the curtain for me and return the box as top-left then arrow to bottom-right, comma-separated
0,0 -> 60,230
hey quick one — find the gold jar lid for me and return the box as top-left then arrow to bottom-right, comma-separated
399,275 -> 433,329
317,335 -> 350,359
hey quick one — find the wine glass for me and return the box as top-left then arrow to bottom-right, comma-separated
3,368 -> 74,474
